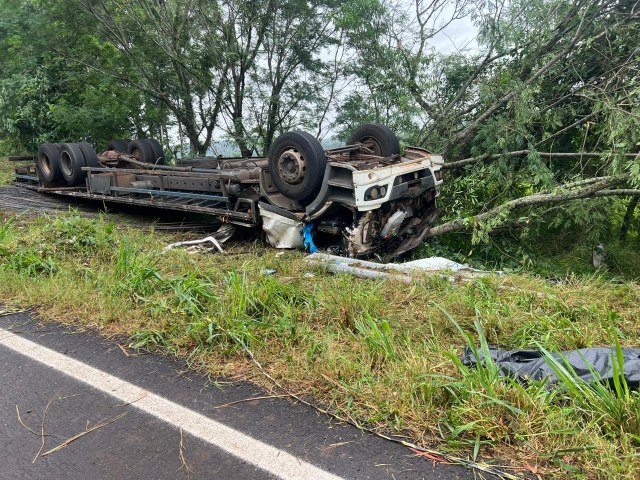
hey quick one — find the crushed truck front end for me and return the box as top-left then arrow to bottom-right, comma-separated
302,146 -> 443,258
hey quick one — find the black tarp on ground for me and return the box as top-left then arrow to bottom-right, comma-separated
461,346 -> 640,387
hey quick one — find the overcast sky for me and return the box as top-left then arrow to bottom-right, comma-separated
429,15 -> 478,54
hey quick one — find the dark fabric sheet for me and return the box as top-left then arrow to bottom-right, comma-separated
461,346 -> 640,387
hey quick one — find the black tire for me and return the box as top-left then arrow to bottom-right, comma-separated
105,139 -> 129,153
268,131 -> 327,205
347,123 -> 400,157
145,138 -> 165,165
59,143 -> 87,187
127,139 -> 156,164
78,142 -> 101,168
36,143 -> 65,187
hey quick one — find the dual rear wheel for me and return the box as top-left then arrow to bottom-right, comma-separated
37,142 -> 100,188
36,138 -> 165,187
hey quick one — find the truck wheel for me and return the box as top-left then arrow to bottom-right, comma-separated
36,143 -> 65,187
268,131 -> 327,205
78,142 -> 101,168
145,138 -> 165,165
59,143 -> 87,186
105,139 -> 129,153
127,139 -> 156,164
348,123 -> 400,157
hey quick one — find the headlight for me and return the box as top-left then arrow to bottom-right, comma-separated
365,185 -> 387,201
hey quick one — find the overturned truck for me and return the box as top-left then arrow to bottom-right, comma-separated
13,124 -> 443,258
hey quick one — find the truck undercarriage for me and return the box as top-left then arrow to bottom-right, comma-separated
12,124 -> 443,259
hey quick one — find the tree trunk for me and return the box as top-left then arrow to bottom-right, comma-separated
620,197 -> 639,241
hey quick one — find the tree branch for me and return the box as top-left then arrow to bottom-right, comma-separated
425,175 -> 627,238
442,150 -> 639,170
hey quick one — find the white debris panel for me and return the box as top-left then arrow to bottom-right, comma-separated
259,206 -> 305,249
304,253 -> 497,283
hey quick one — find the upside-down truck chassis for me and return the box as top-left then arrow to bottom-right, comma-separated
12,124 -> 443,258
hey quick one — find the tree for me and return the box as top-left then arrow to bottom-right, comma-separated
0,0 -> 146,152
77,0 -> 228,155
247,0 -> 336,155
342,0 -> 640,244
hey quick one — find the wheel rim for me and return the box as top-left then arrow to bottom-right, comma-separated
358,136 -> 383,156
276,148 -> 306,186
60,151 -> 73,176
40,153 -> 52,176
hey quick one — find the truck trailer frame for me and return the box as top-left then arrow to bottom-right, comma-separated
12,125 -> 443,258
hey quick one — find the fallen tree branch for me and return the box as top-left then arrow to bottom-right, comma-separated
534,111 -> 600,148
592,189 -> 640,198
442,151 -> 639,170
425,176 -> 627,238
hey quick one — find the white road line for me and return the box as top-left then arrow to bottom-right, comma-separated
0,328 -> 344,480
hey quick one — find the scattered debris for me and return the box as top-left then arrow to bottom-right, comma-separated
163,224 -> 236,254
178,427 -> 192,476
164,235 -> 224,254
259,202 -> 305,249
260,269 -> 277,276
41,411 -> 129,457
304,253 -> 496,283
302,224 -> 318,253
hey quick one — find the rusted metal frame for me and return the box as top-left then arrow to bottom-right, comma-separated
64,191 -> 254,222
108,186 -> 228,202
116,156 -> 264,178
83,166 -> 260,182
8,155 -> 36,162
232,197 -> 259,224
38,186 -> 85,192
12,184 -> 252,223
325,143 -> 374,155
112,170 -> 121,197
330,152 -> 402,166
82,166 -> 225,178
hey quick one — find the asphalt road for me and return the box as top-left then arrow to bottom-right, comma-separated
0,311 -> 479,480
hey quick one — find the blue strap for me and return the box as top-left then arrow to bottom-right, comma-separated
303,224 -> 318,253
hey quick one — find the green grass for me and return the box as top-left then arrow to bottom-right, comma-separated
1,209 -> 640,478
416,231 -> 640,282
0,156 -> 15,185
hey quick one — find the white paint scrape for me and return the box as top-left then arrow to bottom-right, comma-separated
0,328 -> 344,480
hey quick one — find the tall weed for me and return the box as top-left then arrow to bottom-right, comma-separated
42,211 -> 115,254
2,246 -> 57,276
113,240 -> 162,297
